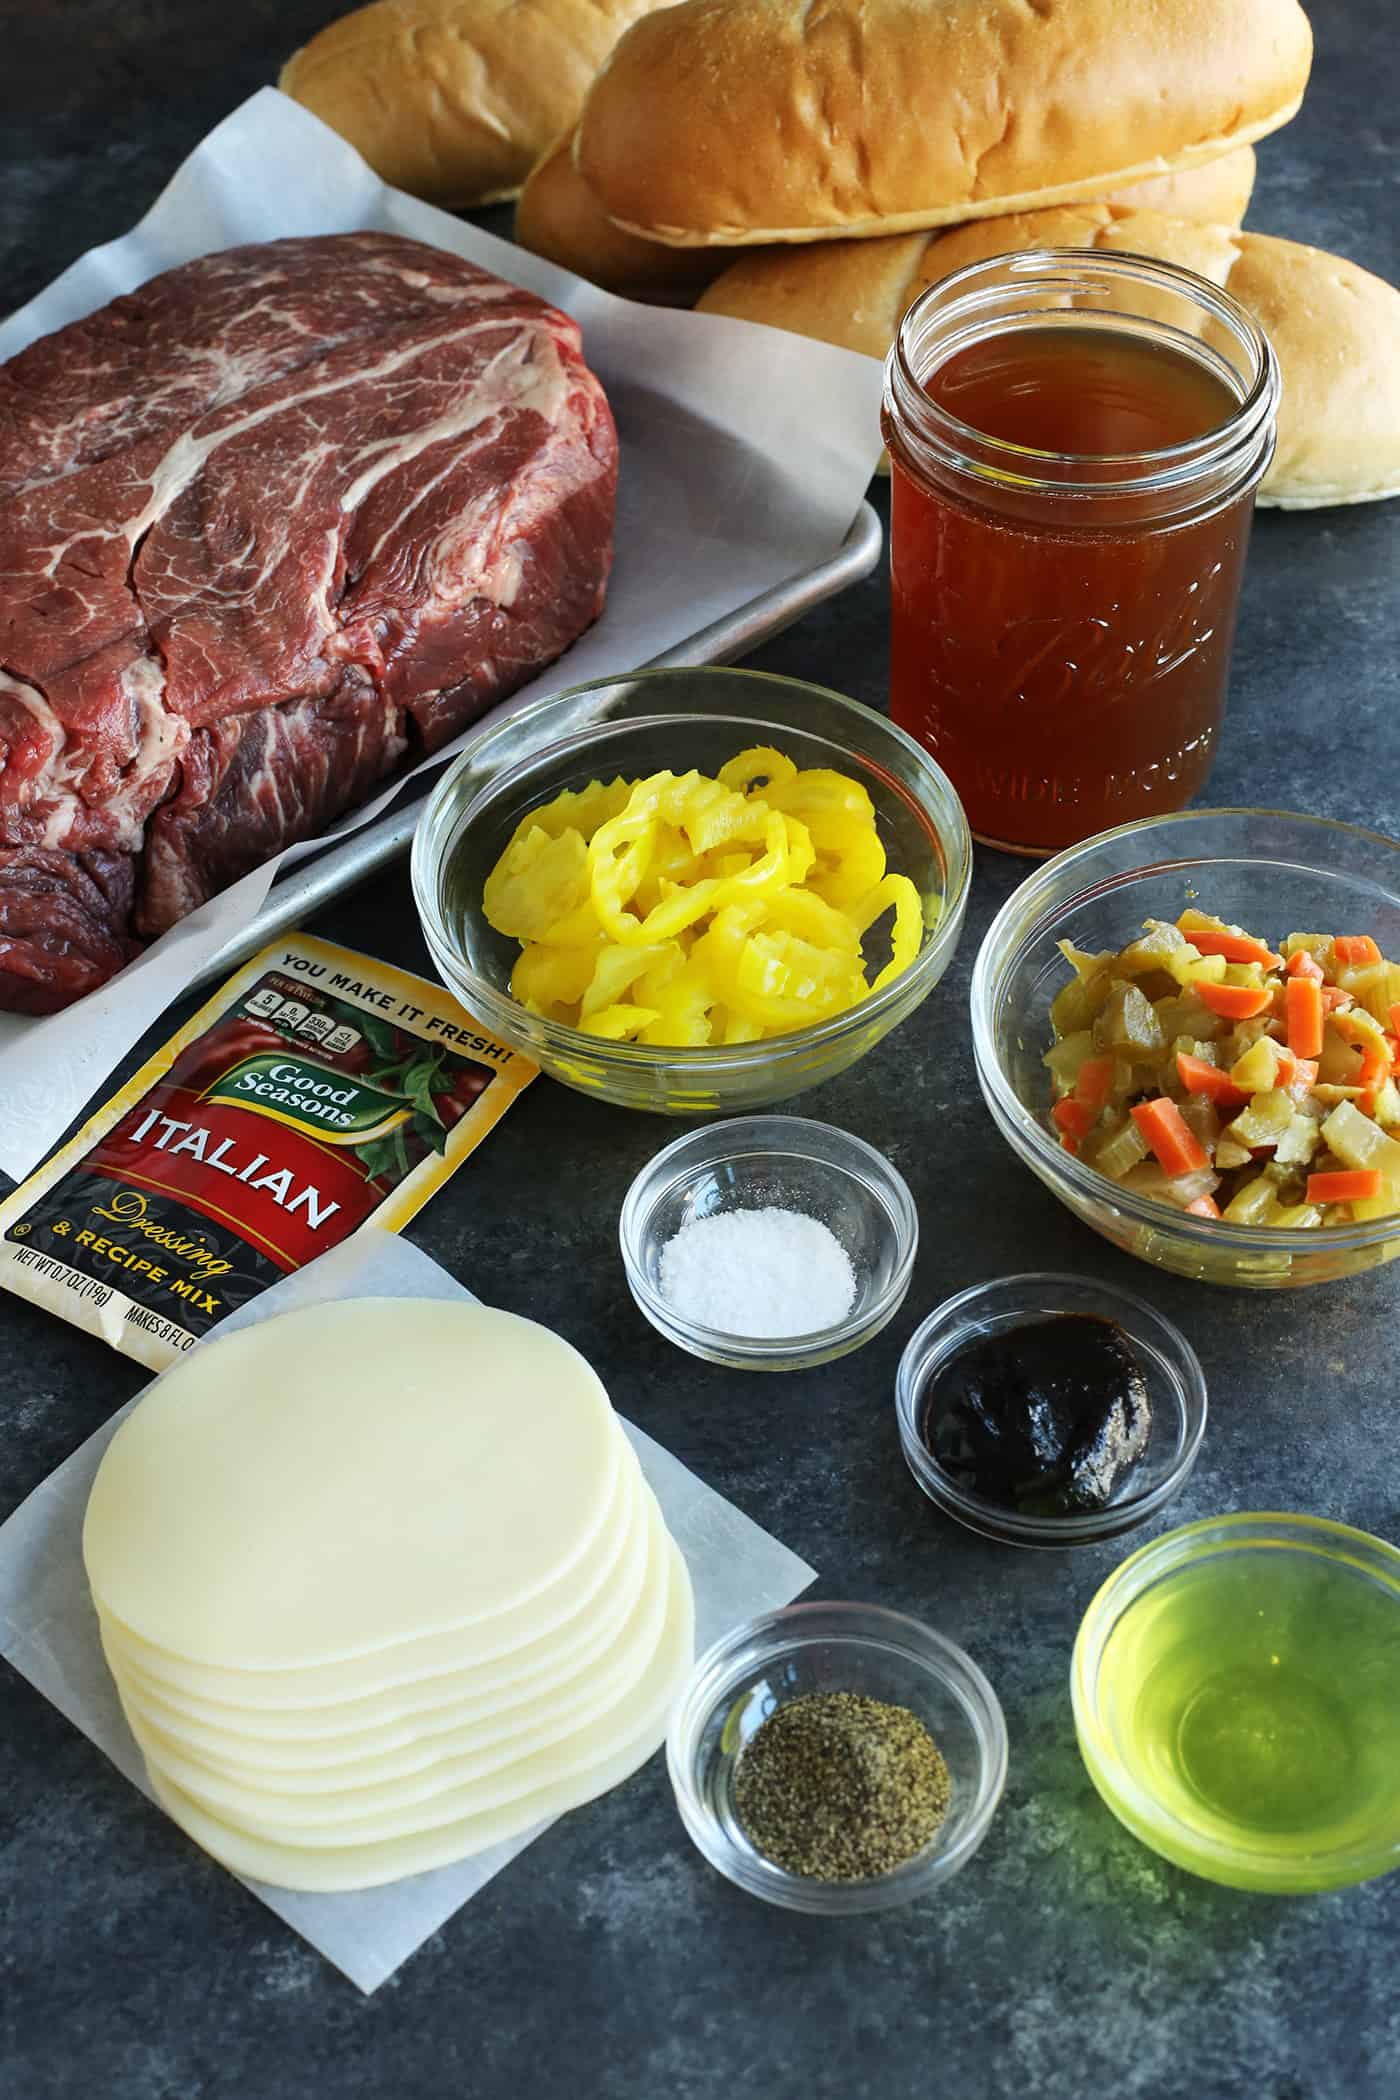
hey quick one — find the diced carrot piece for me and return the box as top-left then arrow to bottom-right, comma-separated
1073,1056 -> 1115,1112
1131,1096 -> 1210,1176
1285,976 -> 1324,1060
1184,1194 -> 1222,1219
1188,929 -> 1283,968
1176,1052 -> 1247,1109
1287,949 -> 1325,983
1307,1168 -> 1383,1204
1357,1043 -> 1390,1112
1052,1098 -> 1096,1142
1195,980 -> 1273,1020
1334,936 -> 1382,968
1321,987 -> 1354,1012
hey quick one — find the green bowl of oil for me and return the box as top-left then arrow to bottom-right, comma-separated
1072,1514 -> 1400,1893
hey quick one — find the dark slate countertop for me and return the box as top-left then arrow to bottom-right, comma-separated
3,4 -> 1398,2095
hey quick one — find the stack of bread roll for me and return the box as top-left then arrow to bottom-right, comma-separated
281,0 -> 1400,509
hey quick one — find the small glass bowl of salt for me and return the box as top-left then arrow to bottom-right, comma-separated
619,1116 -> 918,1371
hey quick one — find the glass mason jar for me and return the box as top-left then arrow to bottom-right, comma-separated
882,249 -> 1280,857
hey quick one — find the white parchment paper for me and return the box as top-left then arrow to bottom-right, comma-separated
0,87 -> 884,1180
0,1230 -> 816,1992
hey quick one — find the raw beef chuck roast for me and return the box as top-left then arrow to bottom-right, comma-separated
0,233 -> 618,1012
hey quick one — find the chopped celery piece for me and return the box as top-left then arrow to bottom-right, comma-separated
1057,939 -> 1115,983
1050,968 -> 1112,1036
1350,1190 -> 1400,1222
1179,1093 -> 1220,1149
1283,933 -> 1336,975
1222,1175 -> 1277,1225
1088,1119 -> 1151,1181
1319,1100 -> 1400,1191
1153,994 -> 1225,1044
1222,961 -> 1266,989
1263,1198 -> 1324,1230
1043,1028 -> 1095,1089
1117,920 -> 1188,973
1229,1038 -> 1285,1093
1225,1087 -> 1294,1148
1317,1029 -> 1364,1085
1215,1136 -> 1254,1169
1274,1114 -> 1321,1168
1166,949 -> 1228,988
1373,1078 -> 1400,1129
1222,1018 -> 1275,1064
1093,982 -> 1165,1056
1337,961 -> 1400,1023
1121,1163 -> 1220,1209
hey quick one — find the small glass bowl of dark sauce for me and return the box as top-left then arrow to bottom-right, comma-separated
896,1274 -> 1207,1548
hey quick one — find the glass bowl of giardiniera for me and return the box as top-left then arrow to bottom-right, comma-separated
667,1602 -> 1007,1914
411,668 -> 972,1116
971,808 -> 1400,1288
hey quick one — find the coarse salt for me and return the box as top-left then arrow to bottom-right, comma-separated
657,1207 -> 857,1339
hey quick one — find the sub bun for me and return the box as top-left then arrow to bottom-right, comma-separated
697,205 -> 1238,356
516,138 -> 1257,304
697,207 -> 1400,509
1224,237 -> 1400,508
1101,149 -> 1257,228
280,0 -> 666,207
515,135 -> 734,304
575,0 -> 1311,246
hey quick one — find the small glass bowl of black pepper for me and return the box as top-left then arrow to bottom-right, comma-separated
619,1116 -> 919,1371
896,1273 -> 1208,1549
667,1601 -> 1007,1914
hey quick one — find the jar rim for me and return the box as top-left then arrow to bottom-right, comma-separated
885,246 -> 1280,501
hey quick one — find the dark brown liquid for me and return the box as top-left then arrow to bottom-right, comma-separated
888,326 -> 1254,856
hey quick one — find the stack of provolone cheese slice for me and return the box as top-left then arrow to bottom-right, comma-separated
83,1299 -> 694,1892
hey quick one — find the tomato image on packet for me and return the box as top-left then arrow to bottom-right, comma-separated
0,935 -> 535,1370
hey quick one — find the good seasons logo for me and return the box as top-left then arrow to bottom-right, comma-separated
202,1054 -> 413,1146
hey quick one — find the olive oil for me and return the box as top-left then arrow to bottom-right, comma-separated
1096,1548 -> 1400,1866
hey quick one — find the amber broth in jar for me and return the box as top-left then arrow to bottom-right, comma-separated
888,324 -> 1252,856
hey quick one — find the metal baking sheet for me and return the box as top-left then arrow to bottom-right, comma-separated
193,499 -> 882,991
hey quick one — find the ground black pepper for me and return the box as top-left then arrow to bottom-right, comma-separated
733,1691 -> 952,1880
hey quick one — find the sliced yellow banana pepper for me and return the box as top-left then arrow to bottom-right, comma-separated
717,746 -> 798,797
852,874 -> 924,992
510,942 -> 601,1016
577,1003 -> 661,1040
580,942 -> 678,1021
483,826 -> 590,941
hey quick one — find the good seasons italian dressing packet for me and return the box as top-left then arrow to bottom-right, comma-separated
0,936 -> 535,1370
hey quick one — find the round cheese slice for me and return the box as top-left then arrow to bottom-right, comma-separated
96,1469 -> 655,1755
106,1493 -> 673,1791
125,1540 -> 693,1851
85,1300 -> 624,1667
99,1434 -> 647,1715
